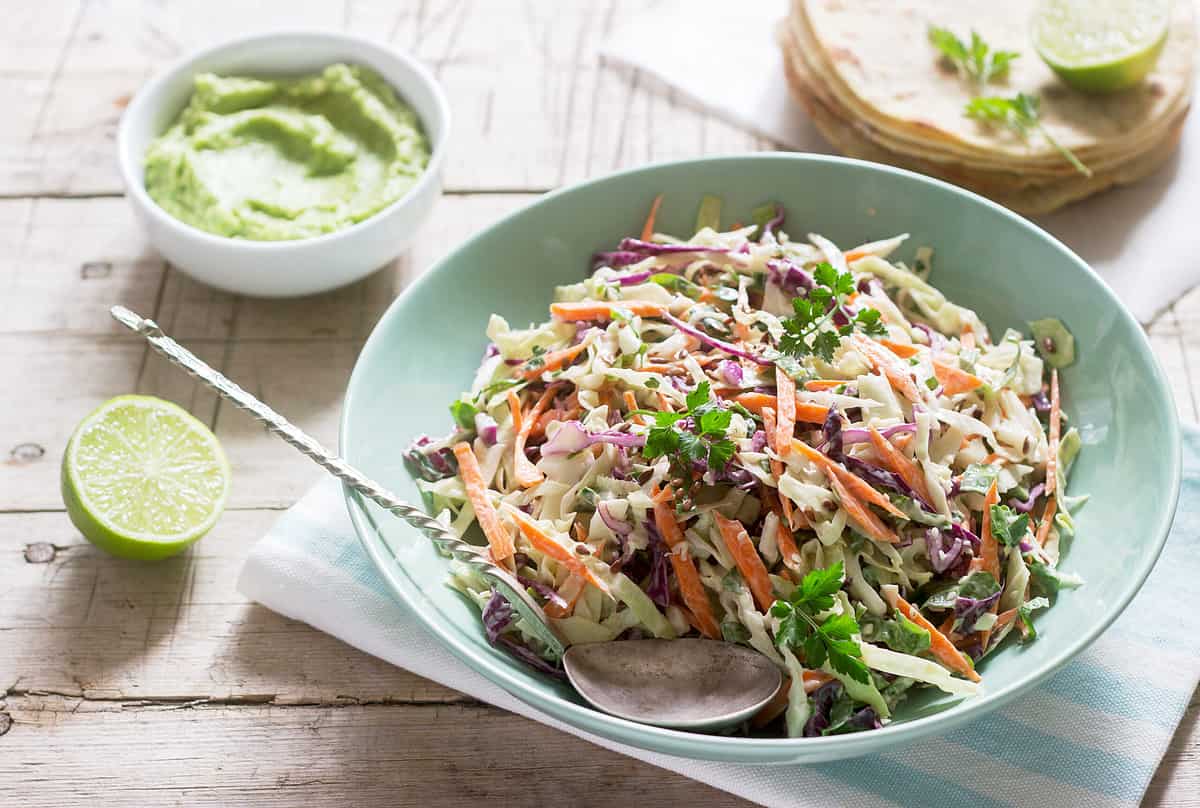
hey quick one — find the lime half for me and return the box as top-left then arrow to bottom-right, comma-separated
1033,0 -> 1171,93
62,395 -> 230,560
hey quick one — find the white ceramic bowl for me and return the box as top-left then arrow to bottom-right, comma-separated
117,31 -> 450,298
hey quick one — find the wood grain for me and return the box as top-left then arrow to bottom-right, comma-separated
2,1 -> 1198,806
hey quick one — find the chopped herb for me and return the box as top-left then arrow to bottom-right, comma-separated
770,561 -> 870,684
927,26 -> 1019,85
965,93 -> 1091,177
1017,596 -> 1050,642
644,377 -> 660,389
449,399 -> 480,430
989,503 -> 1029,547
779,262 -> 886,363
958,463 -> 999,495
641,381 -> 737,492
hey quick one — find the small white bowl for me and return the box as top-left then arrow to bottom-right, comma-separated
117,31 -> 450,298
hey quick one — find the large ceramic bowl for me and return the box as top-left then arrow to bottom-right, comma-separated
341,154 -> 1180,763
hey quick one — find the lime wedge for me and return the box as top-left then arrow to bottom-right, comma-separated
1033,0 -> 1171,93
62,395 -> 230,560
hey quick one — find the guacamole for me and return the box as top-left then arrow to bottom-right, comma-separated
144,64 -> 430,241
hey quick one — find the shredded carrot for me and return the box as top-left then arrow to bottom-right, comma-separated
880,338 -> 922,359
623,390 -> 644,426
893,433 -> 913,450
826,470 -> 901,544
652,486 -> 721,639
775,366 -> 796,457
637,364 -> 679,374
521,341 -> 589,380
961,327 -> 976,351
1046,369 -> 1061,497
790,439 -> 906,520
775,516 -> 802,572
867,427 -> 932,504
506,389 -> 523,432
549,301 -> 665,321
994,607 -> 1018,635
851,334 -> 922,402
843,248 -> 869,263
970,480 -> 1000,578
1036,495 -> 1057,547
713,512 -> 776,611
510,509 -> 610,595
893,594 -> 981,682
804,379 -> 846,392
656,391 -> 673,412
641,193 -> 663,241
932,359 -> 984,395
513,387 -> 556,488
543,576 -> 584,619
734,392 -> 829,424
762,407 -> 797,531
451,442 -> 515,564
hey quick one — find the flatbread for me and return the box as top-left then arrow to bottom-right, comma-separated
779,23 -> 1186,215
793,0 -> 1194,168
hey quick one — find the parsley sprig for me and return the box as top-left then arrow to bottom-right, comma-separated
779,262 -> 886,363
927,26 -> 1019,85
966,93 -> 1092,177
642,382 -> 737,493
771,561 -> 870,684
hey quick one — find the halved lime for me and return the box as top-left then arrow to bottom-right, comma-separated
1033,0 -> 1171,93
62,395 -> 230,560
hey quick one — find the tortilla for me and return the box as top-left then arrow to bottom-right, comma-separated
794,0 -> 1193,165
779,23 -> 1187,215
778,0 -> 1194,213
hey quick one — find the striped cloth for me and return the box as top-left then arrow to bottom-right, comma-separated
238,428 -> 1200,808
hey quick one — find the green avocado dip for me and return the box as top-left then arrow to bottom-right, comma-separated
144,63 -> 430,241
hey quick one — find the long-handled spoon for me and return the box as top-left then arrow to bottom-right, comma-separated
111,305 -> 781,730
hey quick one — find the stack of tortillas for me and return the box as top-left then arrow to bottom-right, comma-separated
779,0 -> 1195,214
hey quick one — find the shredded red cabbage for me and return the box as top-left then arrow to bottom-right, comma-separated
644,520 -> 671,609
663,313 -> 774,366
766,259 -> 814,296
718,359 -> 744,387
474,412 -> 499,446
614,268 -> 654,285
618,237 -> 731,256
517,575 -> 569,610
803,680 -> 842,737
598,501 -> 632,537
482,589 -> 514,645
592,250 -> 644,268
541,421 -> 647,456
1009,482 -> 1046,513
955,587 -> 1002,633
839,423 -> 918,445
925,527 -> 963,573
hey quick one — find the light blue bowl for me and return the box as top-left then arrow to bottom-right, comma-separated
342,154 -> 1180,763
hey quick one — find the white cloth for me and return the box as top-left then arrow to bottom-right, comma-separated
237,424 -> 1200,808
598,0 -> 1200,323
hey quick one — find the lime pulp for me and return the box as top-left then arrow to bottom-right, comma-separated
1033,0 -> 1171,93
61,395 -> 230,560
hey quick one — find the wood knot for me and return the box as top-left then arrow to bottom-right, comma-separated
24,543 -> 56,564
0,713 -> 11,737
80,261 -> 113,279
8,443 -> 44,464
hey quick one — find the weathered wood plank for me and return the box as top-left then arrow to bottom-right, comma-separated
0,0 -> 770,196
0,193 -> 528,510
0,698 -> 749,808
1,511 -> 462,704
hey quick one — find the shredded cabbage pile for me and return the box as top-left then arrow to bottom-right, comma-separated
407,198 -> 1084,737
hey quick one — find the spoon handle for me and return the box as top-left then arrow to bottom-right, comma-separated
109,305 -> 565,660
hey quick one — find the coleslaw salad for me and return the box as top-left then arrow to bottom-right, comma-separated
405,196 -> 1084,737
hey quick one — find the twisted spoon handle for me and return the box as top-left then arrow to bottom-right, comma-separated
109,305 -> 564,660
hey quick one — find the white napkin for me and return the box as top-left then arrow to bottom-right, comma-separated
598,0 -> 1200,323
237,425 -> 1200,808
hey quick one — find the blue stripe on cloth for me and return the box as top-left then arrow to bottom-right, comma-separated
812,756 -> 1012,808
945,713 -> 1154,801
1037,661 -> 1191,727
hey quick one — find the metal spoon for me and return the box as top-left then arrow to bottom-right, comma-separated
110,305 -> 782,730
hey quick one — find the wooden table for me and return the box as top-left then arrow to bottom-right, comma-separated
1,2 -> 1196,805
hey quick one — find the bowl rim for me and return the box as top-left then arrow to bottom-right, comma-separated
115,29 -> 451,251
341,152 -> 1182,760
